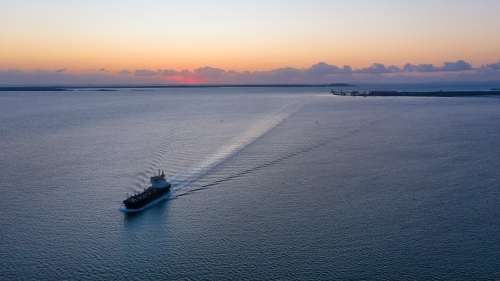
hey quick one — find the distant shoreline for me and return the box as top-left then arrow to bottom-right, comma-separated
0,84 -> 353,91
1,85 -> 500,98
332,90 -> 500,98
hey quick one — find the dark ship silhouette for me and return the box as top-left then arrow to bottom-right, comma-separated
123,169 -> 171,210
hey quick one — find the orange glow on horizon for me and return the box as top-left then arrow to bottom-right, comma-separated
1,0 -> 500,75
1,25 -> 500,73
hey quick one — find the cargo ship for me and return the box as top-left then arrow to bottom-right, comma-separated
122,169 -> 171,210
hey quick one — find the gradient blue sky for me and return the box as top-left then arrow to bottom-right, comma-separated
1,0 -> 499,84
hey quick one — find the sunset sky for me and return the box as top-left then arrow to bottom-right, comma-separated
1,0 -> 500,84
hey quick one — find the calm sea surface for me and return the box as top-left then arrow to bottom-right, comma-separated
1,87 -> 499,280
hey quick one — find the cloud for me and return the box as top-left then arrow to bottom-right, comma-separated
131,67 -> 227,78
271,67 -> 302,77
133,68 -> 187,77
1,69 -> 21,75
179,69 -> 191,76
117,70 -> 131,75
306,62 -> 352,75
356,63 -> 401,74
403,63 -> 439,72
402,60 -> 472,72
386,65 -> 402,73
160,69 -> 179,76
2,60 -> 499,85
134,69 -> 159,76
441,60 -> 471,71
486,61 -> 500,70
193,66 -> 225,77
0,69 -> 168,85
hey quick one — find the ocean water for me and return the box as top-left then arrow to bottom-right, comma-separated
1,87 -> 499,280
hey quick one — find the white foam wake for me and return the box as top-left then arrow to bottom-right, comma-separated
167,99 -> 303,190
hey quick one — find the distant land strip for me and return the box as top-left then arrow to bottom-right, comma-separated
332,90 -> 500,98
0,84 -> 353,91
0,86 -> 70,91
2,86 -> 499,98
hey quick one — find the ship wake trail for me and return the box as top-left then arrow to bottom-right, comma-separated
170,110 -> 403,200
167,98 -> 303,191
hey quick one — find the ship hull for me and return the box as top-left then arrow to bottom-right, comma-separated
123,184 -> 171,210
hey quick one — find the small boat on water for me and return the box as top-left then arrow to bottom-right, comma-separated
122,169 -> 171,210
